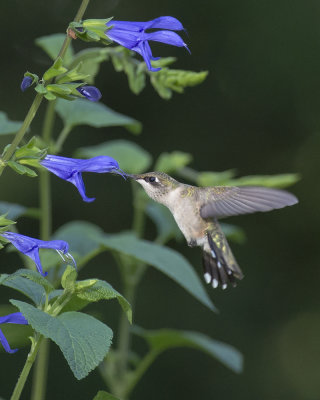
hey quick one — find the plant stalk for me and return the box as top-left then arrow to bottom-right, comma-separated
10,336 -> 43,400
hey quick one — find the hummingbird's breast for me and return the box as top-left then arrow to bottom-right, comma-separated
164,186 -> 207,243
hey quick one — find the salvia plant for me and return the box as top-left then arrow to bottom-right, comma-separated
0,1 -> 299,399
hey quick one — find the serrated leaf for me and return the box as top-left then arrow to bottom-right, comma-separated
93,391 -> 120,400
0,274 -> 46,306
154,151 -> 193,174
35,34 -> 74,65
76,140 -> 152,174
226,173 -> 300,188
98,233 -> 216,312
0,112 -> 23,135
76,279 -> 132,323
11,300 -> 113,380
56,98 -> 142,134
146,202 -> 182,243
11,269 -> 54,293
133,326 -> 243,373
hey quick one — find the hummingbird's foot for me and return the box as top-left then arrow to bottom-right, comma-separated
187,239 -> 197,247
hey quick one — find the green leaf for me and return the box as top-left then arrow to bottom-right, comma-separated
0,112 -> 23,135
0,202 -> 25,220
56,98 -> 142,134
0,274 -> 46,306
226,173 -> 301,188
77,140 -> 152,174
98,233 -> 216,312
76,279 -> 132,323
154,151 -> 193,174
146,202 -> 183,243
35,34 -> 74,65
133,326 -> 243,373
197,170 -> 237,186
93,391 -> 120,400
11,300 -> 113,380
7,269 -> 54,294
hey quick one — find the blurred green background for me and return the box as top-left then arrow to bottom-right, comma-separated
1,0 -> 320,399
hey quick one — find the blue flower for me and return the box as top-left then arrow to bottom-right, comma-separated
0,312 -> 28,353
0,232 -> 75,277
76,85 -> 102,102
21,76 -> 33,92
105,16 -> 190,72
41,155 -> 124,202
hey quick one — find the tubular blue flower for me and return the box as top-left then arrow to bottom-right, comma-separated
0,232 -> 75,277
76,85 -> 102,102
105,16 -> 190,72
20,76 -> 33,92
41,155 -> 124,202
0,312 -> 28,353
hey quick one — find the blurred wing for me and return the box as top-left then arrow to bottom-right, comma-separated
200,186 -> 298,219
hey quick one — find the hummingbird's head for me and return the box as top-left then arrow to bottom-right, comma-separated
127,172 -> 179,203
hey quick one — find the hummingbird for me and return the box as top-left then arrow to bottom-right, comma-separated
128,172 -> 298,289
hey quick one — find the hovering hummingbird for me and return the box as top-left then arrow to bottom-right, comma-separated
128,172 -> 298,289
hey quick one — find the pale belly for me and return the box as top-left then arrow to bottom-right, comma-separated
168,199 -> 207,243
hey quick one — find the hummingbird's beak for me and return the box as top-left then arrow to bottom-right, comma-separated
125,173 -> 141,180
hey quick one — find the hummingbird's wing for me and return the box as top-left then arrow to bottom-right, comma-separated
200,186 -> 298,219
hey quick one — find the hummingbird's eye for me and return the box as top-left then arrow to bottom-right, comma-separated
149,176 -> 156,183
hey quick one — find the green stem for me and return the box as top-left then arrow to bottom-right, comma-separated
0,93 -> 43,176
10,336 -> 43,400
42,100 -> 56,145
30,340 -> 50,400
55,125 -> 71,153
39,171 -> 52,240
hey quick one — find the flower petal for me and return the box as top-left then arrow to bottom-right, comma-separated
0,312 -> 28,325
144,30 -> 189,49
144,16 -> 185,31
69,172 -> 95,203
21,76 -> 33,92
105,28 -> 140,49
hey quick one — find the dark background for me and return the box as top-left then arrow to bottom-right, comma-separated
1,0 -> 320,399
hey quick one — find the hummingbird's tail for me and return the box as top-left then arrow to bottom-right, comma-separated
202,224 -> 244,289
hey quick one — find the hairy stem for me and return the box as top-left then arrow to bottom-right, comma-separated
10,336 -> 43,400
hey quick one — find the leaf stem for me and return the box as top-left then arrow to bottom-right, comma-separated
10,336 -> 43,400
